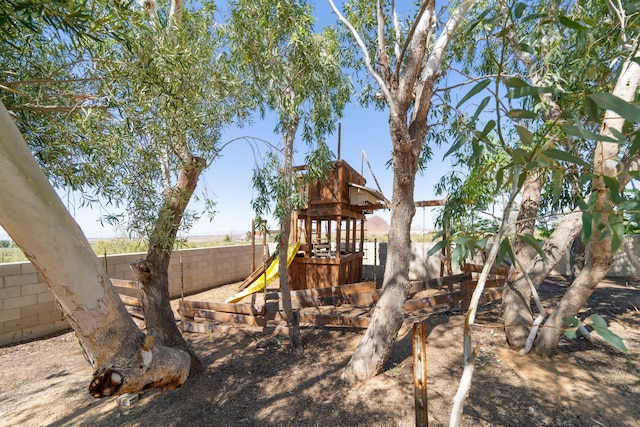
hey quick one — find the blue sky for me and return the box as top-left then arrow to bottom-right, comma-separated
0,1 -> 460,240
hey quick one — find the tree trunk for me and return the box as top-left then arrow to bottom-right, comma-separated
570,236 -> 586,278
513,172 -> 543,263
279,119 -> 303,352
503,209 -> 583,348
534,242 -> 612,357
342,113 -> 419,382
131,156 -> 206,376
0,100 -> 190,396
535,53 -> 640,355
623,237 -> 640,276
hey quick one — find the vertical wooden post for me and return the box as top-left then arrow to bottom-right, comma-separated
413,322 -> 428,427
373,238 -> 377,284
251,218 -> 256,272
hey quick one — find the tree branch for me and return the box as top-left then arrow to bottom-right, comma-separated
376,0 -> 391,84
168,0 -> 184,30
413,0 -> 473,123
395,0 -> 433,103
326,0 -> 396,112
391,0 -> 401,60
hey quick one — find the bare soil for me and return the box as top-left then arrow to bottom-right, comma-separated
1,276 -> 639,427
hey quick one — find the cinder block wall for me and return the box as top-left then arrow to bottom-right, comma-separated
0,244 -> 264,346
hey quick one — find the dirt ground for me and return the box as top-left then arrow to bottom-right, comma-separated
1,275 -> 639,427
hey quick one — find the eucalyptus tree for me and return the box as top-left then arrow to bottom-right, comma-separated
448,0 -> 640,357
0,0 -> 191,397
327,0 -> 476,382
228,0 -> 350,350
2,0 -> 249,377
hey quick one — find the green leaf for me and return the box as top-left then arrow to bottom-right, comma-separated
427,240 -> 448,257
564,328 -> 577,339
608,213 -> 625,253
506,109 -> 538,119
541,148 -> 590,167
561,124 -> 617,142
496,167 -> 504,190
589,313 -> 607,328
578,199 -> 593,242
630,134 -> 640,156
515,125 -> 534,145
508,85 -> 555,99
558,15 -> 588,30
444,136 -> 467,158
457,79 -> 491,108
588,93 -> 640,123
472,96 -> 491,120
625,2 -> 640,14
562,316 -> 579,339
498,237 -> 515,265
511,147 -> 529,165
585,97 -> 600,123
503,77 -> 530,88
479,120 -> 496,138
591,324 -> 628,353
603,176 -> 622,203
563,316 -> 580,327
517,234 -> 546,260
514,2 -> 527,19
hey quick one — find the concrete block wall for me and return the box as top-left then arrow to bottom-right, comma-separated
1,244 -> 264,347
360,237 -> 639,283
0,262 -> 67,347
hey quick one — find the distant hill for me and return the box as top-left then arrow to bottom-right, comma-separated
366,215 -> 389,235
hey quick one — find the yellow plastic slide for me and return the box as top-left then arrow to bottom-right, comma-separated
225,242 -> 301,303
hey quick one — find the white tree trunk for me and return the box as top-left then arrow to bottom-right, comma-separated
0,100 -> 190,397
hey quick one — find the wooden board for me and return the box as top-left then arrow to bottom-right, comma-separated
404,291 -> 463,312
265,281 -> 376,301
180,306 -> 269,327
409,272 -> 472,293
298,313 -> 371,328
118,294 -> 142,307
180,300 -> 269,316
462,263 -> 509,275
181,321 -> 289,336
111,278 -> 140,289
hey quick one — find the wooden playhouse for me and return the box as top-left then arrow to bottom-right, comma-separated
289,159 -> 387,290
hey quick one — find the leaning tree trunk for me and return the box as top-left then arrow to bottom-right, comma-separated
131,156 -> 206,376
503,208 -> 583,348
535,52 -> 640,356
0,100 -> 190,396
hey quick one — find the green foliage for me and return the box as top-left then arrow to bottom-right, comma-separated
2,1 -> 248,248
439,0 -> 640,264
229,0 -> 350,226
0,0 -> 136,47
91,238 -> 147,255
563,314 -> 628,353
